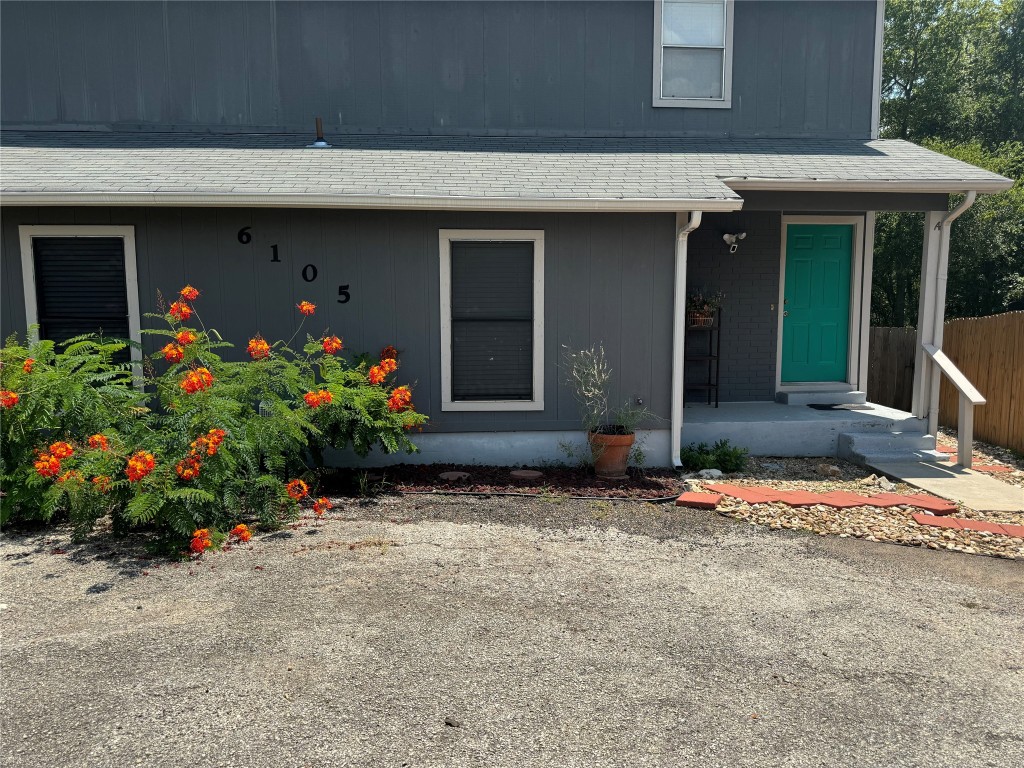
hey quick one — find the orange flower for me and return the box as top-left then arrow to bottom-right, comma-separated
297,301 -> 316,316
230,523 -> 252,542
189,529 -> 213,554
205,428 -> 226,453
22,358 -> 35,373
126,451 -> 156,482
169,301 -> 193,321
175,456 -> 201,481
50,441 -> 74,459
247,336 -> 271,360
317,390 -> 333,406
179,285 -> 200,301
92,475 -> 111,493
312,497 -> 333,516
58,470 -> 83,484
387,386 -> 413,413
180,367 -> 214,394
380,345 -> 398,361
303,392 -> 321,408
286,479 -> 309,500
1,390 -> 20,408
322,335 -> 344,355
161,343 -> 185,363
34,454 -> 61,478
380,358 -> 398,375
368,365 -> 385,385
88,434 -> 109,451
176,330 -> 197,346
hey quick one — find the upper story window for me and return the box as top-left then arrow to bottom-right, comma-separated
653,0 -> 734,109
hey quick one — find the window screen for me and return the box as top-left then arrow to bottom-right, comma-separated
450,242 -> 534,401
660,0 -> 728,100
32,237 -> 130,356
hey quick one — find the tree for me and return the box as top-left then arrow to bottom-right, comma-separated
874,0 -> 1023,326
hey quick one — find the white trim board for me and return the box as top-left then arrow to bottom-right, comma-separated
775,216 -> 866,394
871,0 -> 886,140
18,225 -> 143,371
438,229 -> 545,412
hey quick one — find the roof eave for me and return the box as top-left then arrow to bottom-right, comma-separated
724,177 -> 1015,194
0,191 -> 744,213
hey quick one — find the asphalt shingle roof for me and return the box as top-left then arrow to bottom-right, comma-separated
0,132 -> 1013,211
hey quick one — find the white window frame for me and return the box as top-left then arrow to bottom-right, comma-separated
18,225 -> 143,372
653,0 -> 735,109
438,229 -> 545,412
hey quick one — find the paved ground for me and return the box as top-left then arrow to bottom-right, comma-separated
2,496 -> 1023,768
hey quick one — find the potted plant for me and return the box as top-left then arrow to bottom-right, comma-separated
686,288 -> 723,328
563,344 -> 650,478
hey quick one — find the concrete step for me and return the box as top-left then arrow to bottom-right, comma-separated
776,390 -> 867,406
838,431 -> 945,467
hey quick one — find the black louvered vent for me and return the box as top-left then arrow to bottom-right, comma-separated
451,241 -> 534,401
32,237 -> 130,354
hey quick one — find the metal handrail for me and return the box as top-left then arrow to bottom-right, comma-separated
922,343 -> 985,468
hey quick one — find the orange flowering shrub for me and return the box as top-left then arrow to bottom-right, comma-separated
322,336 -> 343,355
176,330 -> 197,346
169,301 -> 193,321
247,336 -> 271,360
180,367 -> 214,394
3,282 -> 426,544
161,343 -> 185,363
88,434 -> 110,451
287,479 -> 309,500
126,451 -> 156,482
230,523 -> 252,542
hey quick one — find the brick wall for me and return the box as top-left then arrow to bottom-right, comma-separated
686,211 -> 781,402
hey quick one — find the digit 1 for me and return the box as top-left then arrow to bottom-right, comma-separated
270,244 -> 280,262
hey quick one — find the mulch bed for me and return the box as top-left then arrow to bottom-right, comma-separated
319,463 -> 687,500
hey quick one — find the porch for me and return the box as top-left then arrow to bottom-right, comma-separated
681,400 -> 925,458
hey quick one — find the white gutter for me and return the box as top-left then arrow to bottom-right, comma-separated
671,211 -> 702,470
0,191 -> 744,213
926,190 -> 977,435
724,178 -> 1013,194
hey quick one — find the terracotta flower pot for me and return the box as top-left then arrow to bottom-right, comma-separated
687,310 -> 714,328
589,430 -> 635,478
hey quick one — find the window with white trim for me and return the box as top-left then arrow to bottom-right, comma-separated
439,230 -> 544,412
653,0 -> 734,108
18,226 -> 142,366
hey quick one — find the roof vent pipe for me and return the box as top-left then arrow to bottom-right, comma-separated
307,117 -> 331,148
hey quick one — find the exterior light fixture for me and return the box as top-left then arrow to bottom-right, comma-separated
722,232 -> 747,253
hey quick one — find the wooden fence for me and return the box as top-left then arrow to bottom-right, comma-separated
868,313 -> 1024,453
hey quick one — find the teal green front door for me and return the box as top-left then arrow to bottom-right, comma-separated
781,224 -> 852,382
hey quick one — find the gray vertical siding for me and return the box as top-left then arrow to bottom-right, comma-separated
1,0 -> 878,138
1,207 -> 690,431
686,212 -> 782,402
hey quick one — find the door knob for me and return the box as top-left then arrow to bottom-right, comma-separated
783,310 -> 789,317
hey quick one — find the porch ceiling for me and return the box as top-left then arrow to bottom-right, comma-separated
0,132 -> 1013,211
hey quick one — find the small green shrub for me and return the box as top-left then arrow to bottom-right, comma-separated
679,439 -> 749,473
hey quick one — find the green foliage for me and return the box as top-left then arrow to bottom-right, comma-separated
876,0 -> 1023,324
679,440 -> 749,473
0,285 -> 427,550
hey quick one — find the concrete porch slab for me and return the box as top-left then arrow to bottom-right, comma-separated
869,460 -> 1024,513
682,401 -> 925,457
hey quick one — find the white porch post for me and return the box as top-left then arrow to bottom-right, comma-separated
856,212 -> 876,392
671,211 -> 702,468
911,211 -> 944,420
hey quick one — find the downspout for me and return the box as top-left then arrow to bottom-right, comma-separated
927,191 -> 977,435
671,211 -> 702,469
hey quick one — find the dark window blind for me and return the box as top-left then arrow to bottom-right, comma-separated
451,242 -> 534,401
32,237 -> 130,357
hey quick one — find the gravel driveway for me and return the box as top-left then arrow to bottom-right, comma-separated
3,495 -> 1023,768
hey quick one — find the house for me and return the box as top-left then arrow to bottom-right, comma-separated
0,0 -> 1013,469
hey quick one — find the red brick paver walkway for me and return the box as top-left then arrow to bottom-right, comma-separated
912,514 -> 1024,538
684,483 -> 958,515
